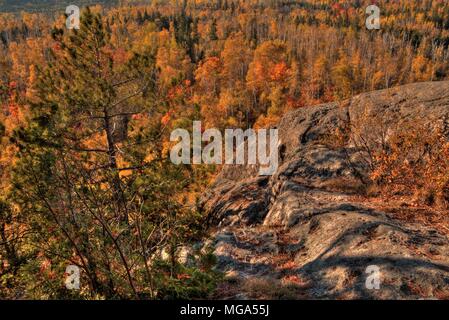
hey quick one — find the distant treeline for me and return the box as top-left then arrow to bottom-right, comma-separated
0,0 -> 117,13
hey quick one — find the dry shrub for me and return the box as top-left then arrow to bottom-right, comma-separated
355,117 -> 449,209
320,112 -> 449,210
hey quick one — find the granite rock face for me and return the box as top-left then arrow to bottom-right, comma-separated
201,81 -> 449,299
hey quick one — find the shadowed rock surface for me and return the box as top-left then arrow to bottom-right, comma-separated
201,81 -> 449,299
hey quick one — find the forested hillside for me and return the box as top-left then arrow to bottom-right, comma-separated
0,0 -> 448,299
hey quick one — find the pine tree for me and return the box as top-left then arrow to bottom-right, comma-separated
10,8 -> 204,299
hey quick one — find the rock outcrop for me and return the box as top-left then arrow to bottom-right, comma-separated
202,81 -> 449,299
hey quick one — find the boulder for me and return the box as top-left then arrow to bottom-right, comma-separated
202,81 -> 449,299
